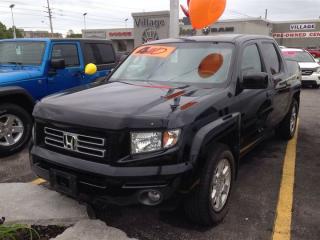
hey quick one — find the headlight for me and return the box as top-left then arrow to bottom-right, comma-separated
131,129 -> 181,154
131,132 -> 162,154
317,67 -> 320,73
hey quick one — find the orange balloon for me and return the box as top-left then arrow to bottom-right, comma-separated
189,0 -> 226,29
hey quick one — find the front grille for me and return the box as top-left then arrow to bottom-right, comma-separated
44,127 -> 106,158
301,69 -> 314,76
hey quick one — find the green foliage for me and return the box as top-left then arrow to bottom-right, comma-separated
0,224 -> 40,240
67,33 -> 82,38
0,22 -> 23,39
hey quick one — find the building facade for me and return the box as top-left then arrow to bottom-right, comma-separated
82,28 -> 134,53
22,30 -> 62,38
180,17 -> 272,37
132,11 -> 170,47
272,20 -> 320,48
82,11 -> 320,52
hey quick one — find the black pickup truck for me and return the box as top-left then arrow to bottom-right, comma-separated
30,35 -> 301,226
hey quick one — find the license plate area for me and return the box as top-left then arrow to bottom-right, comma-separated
50,169 -> 77,197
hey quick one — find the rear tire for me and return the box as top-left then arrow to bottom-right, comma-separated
275,100 -> 299,140
0,103 -> 33,157
184,144 -> 235,226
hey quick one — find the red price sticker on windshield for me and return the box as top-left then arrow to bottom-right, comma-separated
282,51 -> 297,57
133,45 -> 176,58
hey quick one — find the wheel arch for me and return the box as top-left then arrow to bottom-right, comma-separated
293,90 -> 300,107
189,113 -> 241,178
0,86 -> 35,114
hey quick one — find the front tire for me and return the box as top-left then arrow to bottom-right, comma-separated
0,104 -> 33,157
184,144 -> 235,226
275,100 -> 299,140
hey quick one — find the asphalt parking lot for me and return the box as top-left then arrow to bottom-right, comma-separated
1,89 -> 319,240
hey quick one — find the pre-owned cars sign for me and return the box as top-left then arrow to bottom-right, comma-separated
290,23 -> 315,31
273,32 -> 320,38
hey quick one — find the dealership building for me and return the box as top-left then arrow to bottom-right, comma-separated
82,10 -> 320,52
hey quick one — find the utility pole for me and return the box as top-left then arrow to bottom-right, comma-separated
265,9 -> 268,19
46,0 -> 54,36
9,4 -> 16,39
170,0 -> 179,38
83,13 -> 87,30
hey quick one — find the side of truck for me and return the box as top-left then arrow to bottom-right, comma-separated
30,35 -> 301,226
0,38 -> 116,156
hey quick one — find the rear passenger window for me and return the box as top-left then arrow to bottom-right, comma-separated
241,44 -> 262,73
51,44 -> 79,67
261,43 -> 281,75
84,43 -> 115,65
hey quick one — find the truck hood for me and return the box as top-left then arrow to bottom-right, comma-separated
0,67 -> 42,85
34,81 -> 223,129
298,62 -> 320,69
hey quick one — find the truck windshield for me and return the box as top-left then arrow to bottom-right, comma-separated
0,41 -> 46,66
110,42 -> 234,86
282,50 -> 315,63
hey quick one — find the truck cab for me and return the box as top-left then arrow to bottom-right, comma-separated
0,38 -> 116,156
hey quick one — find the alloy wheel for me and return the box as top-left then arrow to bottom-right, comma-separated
290,105 -> 297,135
210,158 -> 232,212
0,114 -> 24,147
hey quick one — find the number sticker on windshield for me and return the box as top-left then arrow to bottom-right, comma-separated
133,45 -> 176,58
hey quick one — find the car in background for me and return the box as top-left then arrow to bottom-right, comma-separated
0,38 -> 116,156
286,59 -> 302,82
306,48 -> 320,59
282,48 -> 320,88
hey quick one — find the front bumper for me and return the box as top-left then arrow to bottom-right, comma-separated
301,72 -> 320,86
30,145 -> 194,206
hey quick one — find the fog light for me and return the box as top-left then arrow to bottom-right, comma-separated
138,189 -> 163,206
148,190 -> 161,202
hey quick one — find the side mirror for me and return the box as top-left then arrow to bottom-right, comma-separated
242,72 -> 269,89
50,59 -> 65,69
85,63 -> 97,75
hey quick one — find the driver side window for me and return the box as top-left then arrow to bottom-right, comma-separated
51,44 -> 79,67
241,44 -> 263,73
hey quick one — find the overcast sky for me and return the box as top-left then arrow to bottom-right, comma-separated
0,0 -> 319,35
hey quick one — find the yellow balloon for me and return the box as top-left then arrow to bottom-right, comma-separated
85,63 -> 97,75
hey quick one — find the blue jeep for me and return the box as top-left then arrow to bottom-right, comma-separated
0,38 -> 116,156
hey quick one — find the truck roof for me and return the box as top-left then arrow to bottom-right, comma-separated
0,38 -> 112,43
149,34 -> 275,45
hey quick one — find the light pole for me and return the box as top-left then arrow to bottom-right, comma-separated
170,0 -> 179,38
83,13 -> 87,30
124,18 -> 128,28
9,4 -> 16,39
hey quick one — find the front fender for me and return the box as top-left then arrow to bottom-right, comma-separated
0,86 -> 35,103
189,113 -> 241,164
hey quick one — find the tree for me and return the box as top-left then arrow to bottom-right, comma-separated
66,29 -> 82,38
0,21 -> 23,39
